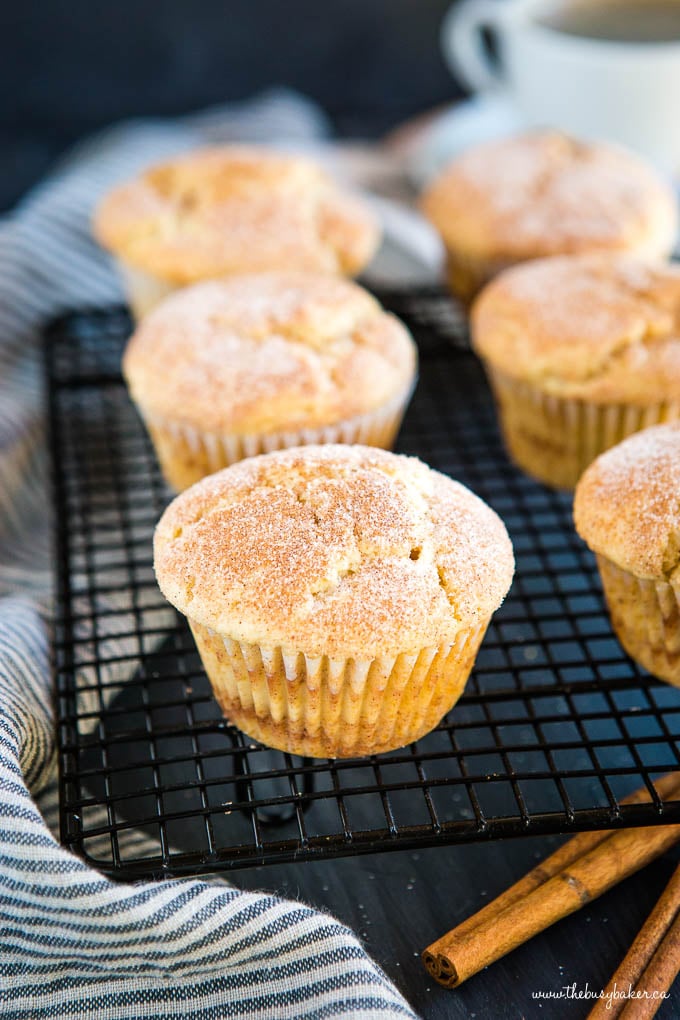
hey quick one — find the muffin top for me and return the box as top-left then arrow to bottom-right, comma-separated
421,132 -> 677,262
574,423 -> 680,581
154,445 -> 514,658
123,273 -> 416,434
93,145 -> 380,282
472,254 -> 680,401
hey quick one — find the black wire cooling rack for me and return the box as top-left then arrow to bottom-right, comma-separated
46,287 -> 680,881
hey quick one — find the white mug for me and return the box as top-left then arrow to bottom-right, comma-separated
441,0 -> 680,169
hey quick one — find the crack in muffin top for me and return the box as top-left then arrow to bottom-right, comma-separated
574,423 -> 680,581
472,254 -> 680,401
123,273 -> 417,434
154,445 -> 515,658
421,132 -> 677,261
93,145 -> 380,282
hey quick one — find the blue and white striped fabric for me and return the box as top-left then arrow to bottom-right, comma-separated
0,92 -> 417,1019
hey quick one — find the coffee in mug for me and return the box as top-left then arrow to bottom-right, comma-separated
442,0 -> 680,168
537,1 -> 680,43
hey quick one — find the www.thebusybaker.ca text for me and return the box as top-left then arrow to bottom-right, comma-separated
532,982 -> 670,1009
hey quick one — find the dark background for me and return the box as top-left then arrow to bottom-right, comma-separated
2,0 -> 463,210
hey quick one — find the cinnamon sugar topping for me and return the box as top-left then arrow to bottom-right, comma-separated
574,423 -> 680,580
472,254 -> 680,402
422,132 -> 677,262
123,273 -> 417,434
93,145 -> 380,282
154,445 -> 515,658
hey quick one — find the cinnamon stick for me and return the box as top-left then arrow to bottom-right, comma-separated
423,773 -> 680,988
619,913 -> 680,1020
588,863 -> 680,1020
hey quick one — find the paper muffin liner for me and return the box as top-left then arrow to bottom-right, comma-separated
116,259 -> 177,319
484,366 -> 680,490
188,618 -> 489,758
596,555 -> 680,687
136,381 -> 415,490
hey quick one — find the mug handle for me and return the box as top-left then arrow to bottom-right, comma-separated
441,0 -> 507,93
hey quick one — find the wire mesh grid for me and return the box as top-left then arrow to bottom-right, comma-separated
46,288 -> 680,881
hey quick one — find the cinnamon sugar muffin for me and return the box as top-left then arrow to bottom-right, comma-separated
154,445 -> 514,757
421,131 -> 678,303
93,145 -> 380,317
574,424 -> 680,686
472,254 -> 680,489
123,272 -> 417,490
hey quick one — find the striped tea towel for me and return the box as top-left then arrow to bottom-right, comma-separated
0,91 -> 418,1020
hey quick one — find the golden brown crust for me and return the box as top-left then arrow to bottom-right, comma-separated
93,145 -> 380,282
153,444 -> 515,658
471,254 -> 680,402
421,132 -> 677,264
123,273 -> 417,434
574,423 -> 680,580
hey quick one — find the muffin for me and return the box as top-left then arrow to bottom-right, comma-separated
471,254 -> 680,489
154,444 -> 515,757
574,424 -> 680,686
421,131 -> 678,304
123,272 -> 417,490
93,145 -> 380,317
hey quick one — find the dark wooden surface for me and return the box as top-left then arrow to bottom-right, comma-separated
228,836 -> 680,1018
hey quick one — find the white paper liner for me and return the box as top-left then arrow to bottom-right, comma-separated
138,379 -> 415,490
485,366 -> 680,490
188,618 -> 489,758
597,555 -> 680,687
115,260 -> 177,319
